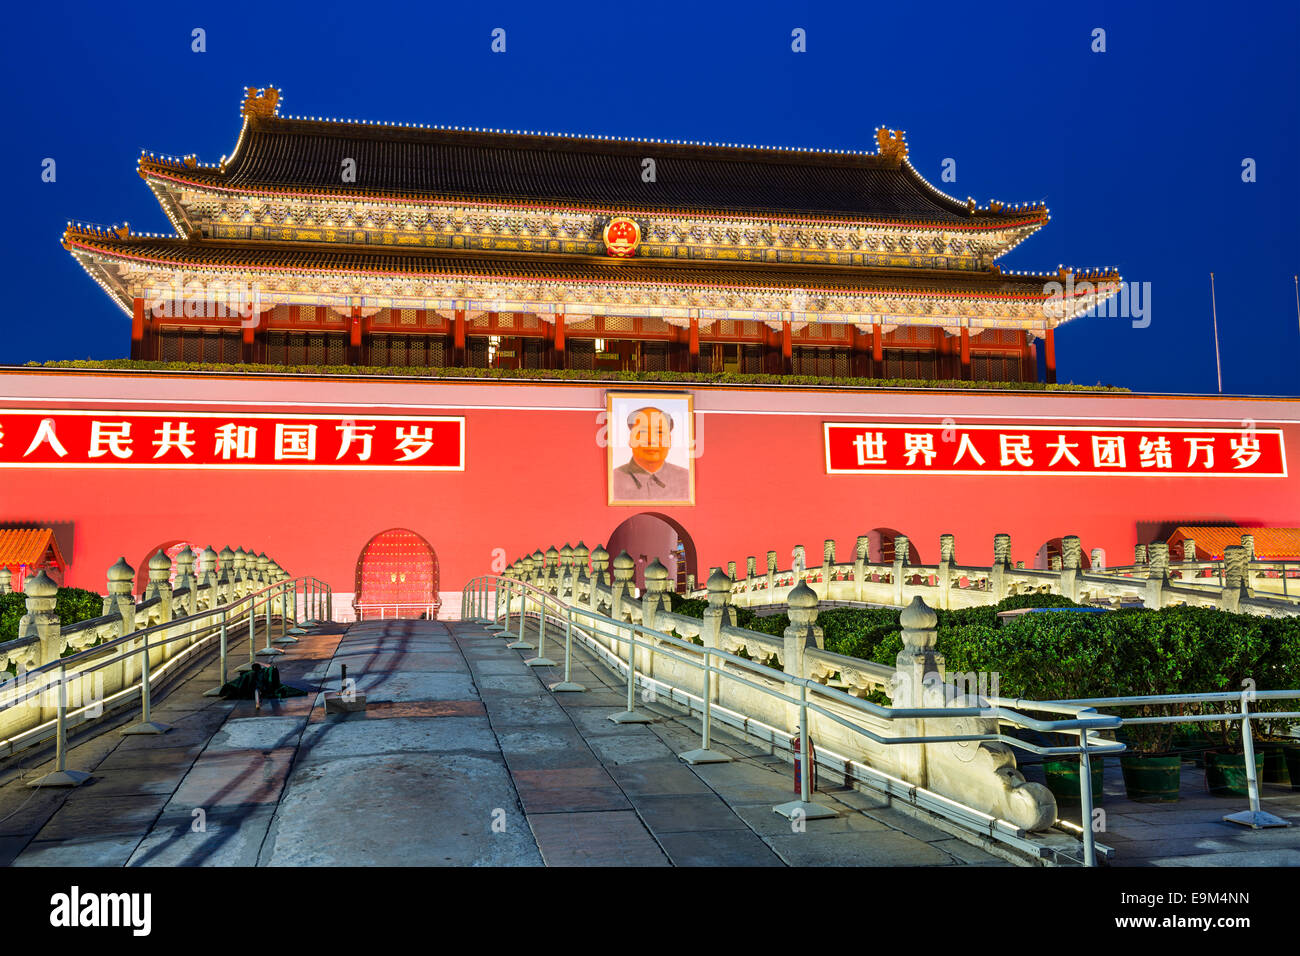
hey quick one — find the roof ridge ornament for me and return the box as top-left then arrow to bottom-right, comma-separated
875,128 -> 908,163
241,86 -> 281,120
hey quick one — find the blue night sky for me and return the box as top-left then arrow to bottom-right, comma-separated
3,0 -> 1296,395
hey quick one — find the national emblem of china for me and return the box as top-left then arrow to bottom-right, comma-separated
602,217 -> 641,258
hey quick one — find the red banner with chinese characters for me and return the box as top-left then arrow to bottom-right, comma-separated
0,411 -> 464,470
824,422 -> 1287,477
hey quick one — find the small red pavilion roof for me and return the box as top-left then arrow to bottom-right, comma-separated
1169,527 -> 1300,561
0,528 -> 67,571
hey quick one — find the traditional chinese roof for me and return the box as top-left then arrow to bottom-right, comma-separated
63,230 -> 1106,303
0,528 -> 67,571
1168,527 -> 1300,561
135,88 -> 1047,229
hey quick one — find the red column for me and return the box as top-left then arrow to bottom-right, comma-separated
347,305 -> 363,365
871,324 -> 883,377
554,313 -> 566,370
1045,327 -> 1057,384
1018,330 -> 1033,383
242,306 -> 259,364
688,314 -> 700,372
781,320 -> 793,375
851,326 -> 869,378
453,309 -> 466,366
131,297 -> 145,359
959,327 -> 971,381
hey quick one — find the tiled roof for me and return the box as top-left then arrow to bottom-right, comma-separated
0,528 -> 66,570
1169,527 -> 1300,560
157,116 -> 1027,226
64,235 -> 1058,298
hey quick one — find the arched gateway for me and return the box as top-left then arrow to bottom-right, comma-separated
353,529 -> 439,620
606,513 -> 696,591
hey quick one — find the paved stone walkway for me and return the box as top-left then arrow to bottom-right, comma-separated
0,615 -> 1003,867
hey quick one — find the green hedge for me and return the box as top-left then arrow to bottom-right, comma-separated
1,588 -> 108,672
25,359 -> 1127,393
665,593 -> 1300,751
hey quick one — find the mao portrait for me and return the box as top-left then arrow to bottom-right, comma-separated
607,392 -> 695,506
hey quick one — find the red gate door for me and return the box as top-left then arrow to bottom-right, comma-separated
353,529 -> 439,620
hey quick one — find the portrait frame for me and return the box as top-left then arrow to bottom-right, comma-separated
606,391 -> 696,507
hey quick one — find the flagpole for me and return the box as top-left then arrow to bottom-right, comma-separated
1294,274 -> 1299,341
1210,272 -> 1222,394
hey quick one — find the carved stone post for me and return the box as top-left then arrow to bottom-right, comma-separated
686,572 -> 695,593
590,545 -> 609,589
199,547 -> 219,609
780,581 -> 822,734
531,550 -> 546,588
746,556 -> 757,583
175,546 -> 198,615
18,571 -> 61,721
105,558 -> 136,691
1145,543 -> 1169,610
938,533 -> 955,609
1241,534 -> 1256,590
821,539 -> 835,599
699,569 -> 733,705
145,551 -> 174,663
573,542 -> 590,604
1060,535 -> 1081,602
19,570 -> 62,667
853,534 -> 869,601
1090,548 -> 1105,572
892,535 -> 910,606
1182,538 -> 1197,565
766,550 -> 777,595
891,596 -> 942,787
256,552 -> 270,587
611,550 -> 636,660
1222,545 -> 1249,612
1134,544 -> 1148,568
641,559 -> 671,632
727,561 -> 737,585
0,567 -> 11,595
792,544 -> 806,583
545,546 -> 560,594
611,551 -> 635,620
991,533 -> 1011,601
559,543 -> 574,598
591,544 -> 610,600
231,548 -> 249,596
218,546 -> 235,602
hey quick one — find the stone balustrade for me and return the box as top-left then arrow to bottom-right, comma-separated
494,551 -> 1057,832
498,529 -> 1299,621
0,547 -> 292,748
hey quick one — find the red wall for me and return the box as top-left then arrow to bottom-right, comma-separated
2,369 -> 1298,610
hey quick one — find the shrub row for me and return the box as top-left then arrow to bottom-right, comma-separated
666,594 -> 1300,751
26,359 -> 1127,393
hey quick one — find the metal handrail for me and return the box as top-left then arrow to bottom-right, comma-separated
462,573 -> 1128,866
0,575 -> 332,777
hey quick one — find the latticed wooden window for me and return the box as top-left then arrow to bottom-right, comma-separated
388,336 -> 408,366
368,336 -> 387,366
522,338 -> 544,369
468,337 -> 489,368
521,314 -> 537,328
833,349 -> 849,377
307,334 -> 326,364
327,335 -> 346,365
400,309 -> 417,326
202,333 -> 220,363
160,331 -> 181,361
428,337 -> 445,366
743,345 -> 763,373
604,315 -> 633,333
643,341 -> 668,371
568,339 -> 595,370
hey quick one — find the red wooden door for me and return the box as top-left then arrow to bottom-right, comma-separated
353,529 -> 439,619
